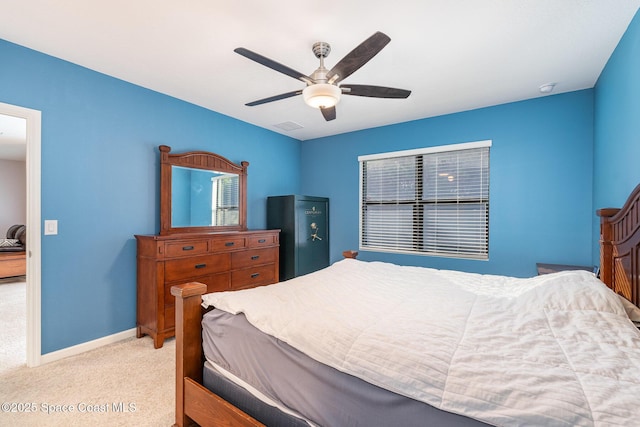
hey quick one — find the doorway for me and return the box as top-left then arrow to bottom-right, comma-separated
0,102 -> 42,367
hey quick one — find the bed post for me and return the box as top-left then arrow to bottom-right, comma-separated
171,282 -> 207,427
343,250 -> 359,259
597,208 -> 619,290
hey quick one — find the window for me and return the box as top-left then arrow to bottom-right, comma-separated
211,174 -> 239,226
359,141 -> 490,259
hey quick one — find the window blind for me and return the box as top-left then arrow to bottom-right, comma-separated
212,175 -> 240,225
359,141 -> 490,259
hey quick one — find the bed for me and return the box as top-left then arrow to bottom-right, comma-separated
171,183 -> 640,427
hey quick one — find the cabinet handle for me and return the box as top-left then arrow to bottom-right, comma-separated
251,273 -> 260,278
182,246 -> 194,251
251,255 -> 260,260
258,239 -> 266,243
195,263 -> 206,269
225,242 -> 235,247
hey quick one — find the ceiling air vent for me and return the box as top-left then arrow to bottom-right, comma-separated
273,121 -> 303,131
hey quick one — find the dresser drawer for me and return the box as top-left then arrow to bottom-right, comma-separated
164,273 -> 229,329
248,233 -> 278,247
231,264 -> 277,290
164,272 -> 230,306
211,236 -> 246,252
165,253 -> 230,282
231,248 -> 277,270
165,240 -> 209,258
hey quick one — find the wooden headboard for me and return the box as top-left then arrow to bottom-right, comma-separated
597,183 -> 640,308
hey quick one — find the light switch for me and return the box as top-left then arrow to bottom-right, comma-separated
44,220 -> 58,235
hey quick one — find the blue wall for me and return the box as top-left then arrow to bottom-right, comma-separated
593,9 -> 640,262
301,91 -> 595,277
0,39 -> 301,354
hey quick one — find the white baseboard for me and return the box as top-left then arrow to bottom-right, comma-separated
39,328 -> 137,365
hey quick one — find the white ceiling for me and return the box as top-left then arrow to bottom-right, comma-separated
1,0 -> 639,154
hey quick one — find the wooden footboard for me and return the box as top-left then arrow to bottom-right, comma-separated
171,282 -> 264,427
183,378 -> 265,427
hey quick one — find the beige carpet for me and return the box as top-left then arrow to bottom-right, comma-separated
0,287 -> 175,426
0,278 -> 27,373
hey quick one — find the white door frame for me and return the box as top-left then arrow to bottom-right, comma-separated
0,101 -> 42,367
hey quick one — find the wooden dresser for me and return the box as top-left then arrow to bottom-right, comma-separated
135,229 -> 279,348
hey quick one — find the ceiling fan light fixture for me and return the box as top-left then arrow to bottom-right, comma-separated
303,84 -> 341,109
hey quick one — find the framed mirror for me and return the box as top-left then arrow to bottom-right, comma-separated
159,145 -> 248,235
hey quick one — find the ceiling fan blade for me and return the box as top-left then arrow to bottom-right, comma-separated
245,90 -> 303,106
234,48 -> 313,84
326,32 -> 391,84
320,106 -> 336,121
341,84 -> 411,99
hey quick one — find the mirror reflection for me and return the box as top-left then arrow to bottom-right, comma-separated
171,165 -> 240,227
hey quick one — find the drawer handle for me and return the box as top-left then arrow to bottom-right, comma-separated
225,242 -> 235,247
251,255 -> 260,260
182,246 -> 194,251
195,263 -> 207,269
251,273 -> 260,279
258,239 -> 267,243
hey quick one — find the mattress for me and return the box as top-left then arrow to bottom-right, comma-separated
202,308 -> 489,427
202,360 -> 309,427
203,258 -> 640,426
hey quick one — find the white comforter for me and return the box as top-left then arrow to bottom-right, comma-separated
202,259 -> 640,426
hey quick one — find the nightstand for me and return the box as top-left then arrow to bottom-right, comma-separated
536,263 -> 595,276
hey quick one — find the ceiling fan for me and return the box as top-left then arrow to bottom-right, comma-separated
234,31 -> 411,121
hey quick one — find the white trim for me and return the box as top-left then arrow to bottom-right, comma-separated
39,328 -> 137,365
358,140 -> 492,162
0,102 -> 42,367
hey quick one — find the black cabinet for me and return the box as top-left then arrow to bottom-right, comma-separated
267,195 -> 329,281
